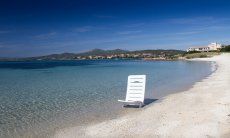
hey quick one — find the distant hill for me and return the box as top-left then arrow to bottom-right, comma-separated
0,49 -> 186,61
77,49 -> 129,56
131,49 -> 185,55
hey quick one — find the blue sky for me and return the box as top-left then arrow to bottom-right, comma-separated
1,0 -> 230,57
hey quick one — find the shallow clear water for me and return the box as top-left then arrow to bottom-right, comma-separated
0,60 -> 214,137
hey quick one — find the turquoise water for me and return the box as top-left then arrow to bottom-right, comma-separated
0,60 -> 214,137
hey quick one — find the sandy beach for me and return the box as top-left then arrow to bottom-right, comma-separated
55,53 -> 230,138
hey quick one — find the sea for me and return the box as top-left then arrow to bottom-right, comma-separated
0,59 -> 215,137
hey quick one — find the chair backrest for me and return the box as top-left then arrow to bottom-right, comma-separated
125,75 -> 146,102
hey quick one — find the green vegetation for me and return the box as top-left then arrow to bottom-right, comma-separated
185,51 -> 201,54
183,52 -> 220,59
220,45 -> 230,52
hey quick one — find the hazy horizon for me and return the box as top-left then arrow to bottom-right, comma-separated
1,0 -> 230,57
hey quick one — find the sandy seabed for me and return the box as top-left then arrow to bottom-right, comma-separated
54,54 -> 230,138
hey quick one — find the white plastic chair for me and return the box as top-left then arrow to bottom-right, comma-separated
118,75 -> 146,108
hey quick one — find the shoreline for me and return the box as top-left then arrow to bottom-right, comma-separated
54,54 -> 230,138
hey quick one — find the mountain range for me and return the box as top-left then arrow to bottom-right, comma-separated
0,49 -> 186,61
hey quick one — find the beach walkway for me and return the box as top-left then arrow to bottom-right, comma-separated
55,54 -> 230,138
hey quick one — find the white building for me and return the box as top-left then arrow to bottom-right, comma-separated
187,42 -> 222,52
208,42 -> 222,50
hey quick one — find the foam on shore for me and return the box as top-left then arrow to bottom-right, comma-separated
54,54 -> 230,138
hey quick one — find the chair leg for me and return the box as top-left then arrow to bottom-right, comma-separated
139,102 -> 142,108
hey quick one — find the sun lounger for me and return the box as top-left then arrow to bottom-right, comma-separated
118,75 -> 146,108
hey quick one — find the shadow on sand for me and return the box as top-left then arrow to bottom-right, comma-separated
124,98 -> 158,108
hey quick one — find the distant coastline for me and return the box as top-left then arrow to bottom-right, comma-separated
0,49 -> 186,61
1,46 -> 229,62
